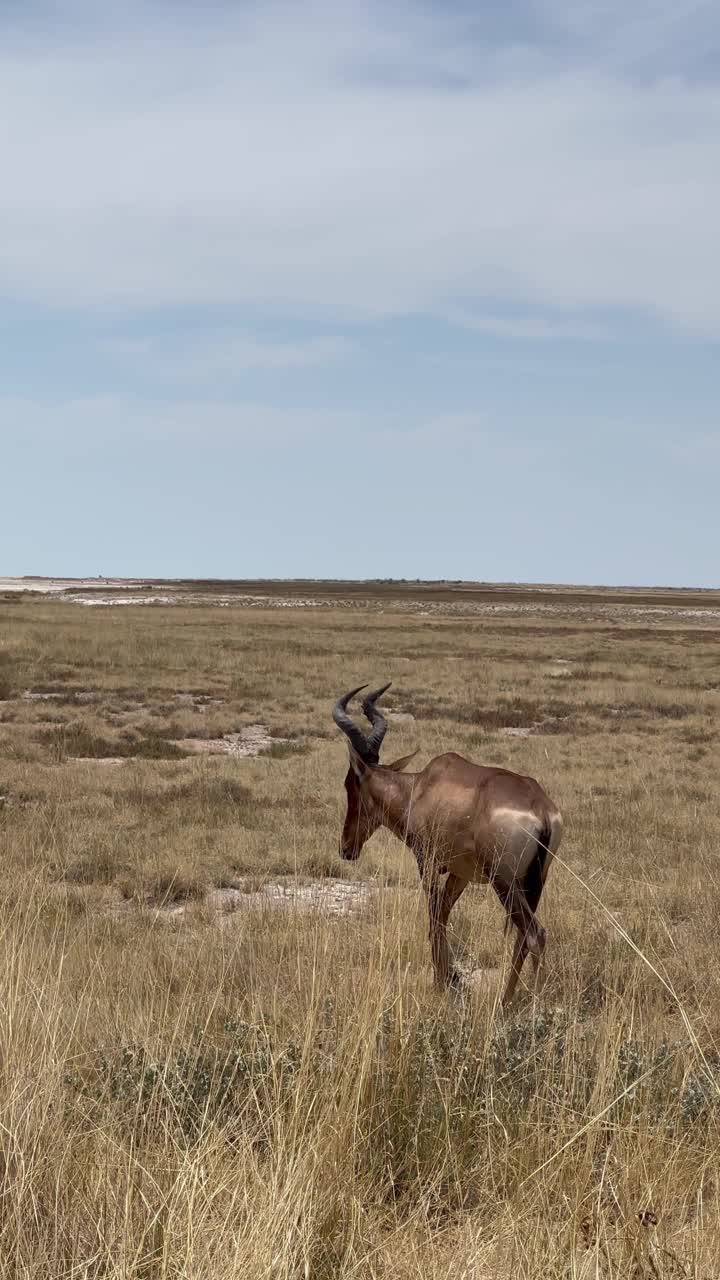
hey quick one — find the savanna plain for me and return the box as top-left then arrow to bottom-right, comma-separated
1,582 -> 720,1278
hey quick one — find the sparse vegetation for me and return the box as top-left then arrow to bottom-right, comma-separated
0,585 -> 719,1276
0,652 -> 16,701
37,720 -> 190,760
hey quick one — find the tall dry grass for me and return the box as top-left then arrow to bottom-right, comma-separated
0,595 -> 719,1276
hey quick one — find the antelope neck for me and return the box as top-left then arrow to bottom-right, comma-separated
368,767 -> 415,838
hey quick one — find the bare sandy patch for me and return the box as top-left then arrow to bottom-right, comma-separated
546,658 -> 574,678
23,689 -> 105,703
172,692 -> 224,709
66,757 -> 127,767
65,594 -> 180,607
0,576 -> 147,594
102,877 -> 376,921
500,714 -> 571,737
209,879 -> 375,918
466,966 -> 503,995
176,725 -> 287,758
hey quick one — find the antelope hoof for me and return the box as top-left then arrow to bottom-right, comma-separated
433,969 -> 463,992
527,923 -> 546,959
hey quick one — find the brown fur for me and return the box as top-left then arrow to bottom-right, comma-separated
335,693 -> 562,1005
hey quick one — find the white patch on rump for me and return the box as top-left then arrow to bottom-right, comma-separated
490,808 -> 540,828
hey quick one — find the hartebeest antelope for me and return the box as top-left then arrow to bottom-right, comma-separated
332,683 -> 563,1005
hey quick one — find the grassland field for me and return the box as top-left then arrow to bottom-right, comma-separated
1,580 -> 720,1278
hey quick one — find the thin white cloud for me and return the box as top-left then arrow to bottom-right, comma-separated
445,307 -> 614,342
0,394 -> 341,445
100,333 -> 354,380
0,392 -> 508,451
0,2 -> 719,334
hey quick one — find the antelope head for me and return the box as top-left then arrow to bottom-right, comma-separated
332,683 -> 416,860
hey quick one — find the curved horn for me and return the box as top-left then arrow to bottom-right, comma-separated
362,682 -> 391,758
332,685 -> 372,761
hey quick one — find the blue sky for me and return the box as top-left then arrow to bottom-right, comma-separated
1,0 -> 719,586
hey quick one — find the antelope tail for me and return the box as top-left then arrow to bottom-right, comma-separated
523,815 -> 552,913
504,815 -> 553,936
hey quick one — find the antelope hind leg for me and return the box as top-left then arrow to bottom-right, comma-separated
493,882 -> 546,1007
501,930 -> 529,1006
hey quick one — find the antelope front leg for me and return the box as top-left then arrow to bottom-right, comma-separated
425,872 -> 449,987
426,871 -> 468,989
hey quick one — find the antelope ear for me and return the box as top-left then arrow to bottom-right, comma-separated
385,750 -> 418,773
348,745 -> 371,782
